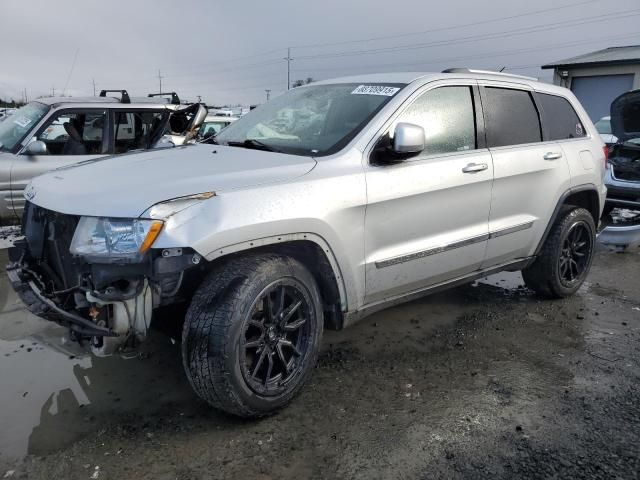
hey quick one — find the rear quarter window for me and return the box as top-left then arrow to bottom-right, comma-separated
483,87 -> 542,148
537,93 -> 586,140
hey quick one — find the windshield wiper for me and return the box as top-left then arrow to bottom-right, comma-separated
226,139 -> 281,153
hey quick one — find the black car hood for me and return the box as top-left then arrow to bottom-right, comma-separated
610,89 -> 640,143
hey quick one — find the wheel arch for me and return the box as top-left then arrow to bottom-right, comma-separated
534,184 -> 600,257
203,233 -> 348,330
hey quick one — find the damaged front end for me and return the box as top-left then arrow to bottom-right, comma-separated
6,202 -> 203,356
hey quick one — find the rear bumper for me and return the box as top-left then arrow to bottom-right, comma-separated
598,224 -> 640,249
605,170 -> 640,209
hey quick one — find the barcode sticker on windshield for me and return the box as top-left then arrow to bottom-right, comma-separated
351,85 -> 400,96
13,117 -> 32,128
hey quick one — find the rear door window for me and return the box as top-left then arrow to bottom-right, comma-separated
483,87 -> 542,147
113,110 -> 165,153
537,93 -> 586,140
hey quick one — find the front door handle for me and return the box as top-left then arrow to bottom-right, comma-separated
543,152 -> 563,160
462,162 -> 488,173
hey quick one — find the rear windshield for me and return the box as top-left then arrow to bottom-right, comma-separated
0,102 -> 49,152
215,83 -> 405,156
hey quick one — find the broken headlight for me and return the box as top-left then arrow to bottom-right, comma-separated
70,217 -> 163,261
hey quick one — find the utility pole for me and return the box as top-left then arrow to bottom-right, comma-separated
52,86 -> 55,97
284,48 -> 293,90
265,89 -> 271,101
92,78 -> 96,96
158,70 -> 164,94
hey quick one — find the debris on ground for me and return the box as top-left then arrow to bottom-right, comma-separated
0,226 -> 22,249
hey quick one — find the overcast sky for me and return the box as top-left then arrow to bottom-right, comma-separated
1,0 -> 639,106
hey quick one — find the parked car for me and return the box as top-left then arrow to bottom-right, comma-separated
8,69 -> 606,417
603,89 -> 640,217
0,90 -> 206,223
595,115 -> 618,145
196,114 -> 238,142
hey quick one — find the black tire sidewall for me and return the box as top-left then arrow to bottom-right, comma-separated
549,209 -> 596,296
220,257 -> 323,414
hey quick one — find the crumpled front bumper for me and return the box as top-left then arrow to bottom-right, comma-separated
6,241 -> 118,338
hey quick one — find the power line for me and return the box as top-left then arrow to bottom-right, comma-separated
61,48 -> 80,96
159,0 -> 603,74
290,0 -> 603,50
166,59 -> 283,79
294,10 -> 640,61
161,47 -> 287,72
290,32 -> 640,76
127,11 -> 639,90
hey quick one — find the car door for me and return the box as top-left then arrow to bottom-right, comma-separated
478,83 -> 571,268
364,82 -> 493,305
10,109 -> 108,217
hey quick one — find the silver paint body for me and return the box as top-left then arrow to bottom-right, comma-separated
26,72 -> 607,323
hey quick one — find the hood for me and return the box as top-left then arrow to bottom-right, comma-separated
610,89 -> 640,143
27,144 -> 316,217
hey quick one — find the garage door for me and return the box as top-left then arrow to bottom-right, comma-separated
570,74 -> 634,121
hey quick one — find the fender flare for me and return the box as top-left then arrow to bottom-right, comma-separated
533,183 -> 600,257
204,232 -> 349,311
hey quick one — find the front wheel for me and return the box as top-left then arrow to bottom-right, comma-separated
182,254 -> 323,417
522,207 -> 596,298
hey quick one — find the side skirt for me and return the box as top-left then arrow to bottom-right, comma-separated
342,257 -> 532,328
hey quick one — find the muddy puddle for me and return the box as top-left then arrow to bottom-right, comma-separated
0,250 -> 198,464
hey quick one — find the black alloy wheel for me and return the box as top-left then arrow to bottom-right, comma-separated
240,280 -> 313,396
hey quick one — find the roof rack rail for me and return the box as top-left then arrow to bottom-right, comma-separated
441,68 -> 538,81
99,89 -> 131,103
148,92 -> 180,105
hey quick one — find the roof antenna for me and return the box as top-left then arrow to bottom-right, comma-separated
499,66 -> 506,72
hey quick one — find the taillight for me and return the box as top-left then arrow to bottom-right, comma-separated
603,146 -> 609,168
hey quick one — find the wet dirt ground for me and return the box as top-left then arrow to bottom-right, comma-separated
0,246 -> 639,480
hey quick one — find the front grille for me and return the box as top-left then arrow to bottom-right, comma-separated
23,202 -> 81,291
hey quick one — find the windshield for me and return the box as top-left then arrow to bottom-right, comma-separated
215,83 -> 405,156
595,118 -> 612,135
0,102 -> 49,152
197,120 -> 231,140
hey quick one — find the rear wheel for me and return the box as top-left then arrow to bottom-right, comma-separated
522,207 -> 596,298
182,254 -> 323,417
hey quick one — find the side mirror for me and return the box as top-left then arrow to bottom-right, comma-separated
393,122 -> 425,155
24,140 -> 48,156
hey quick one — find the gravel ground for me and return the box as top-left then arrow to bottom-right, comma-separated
1,246 -> 639,480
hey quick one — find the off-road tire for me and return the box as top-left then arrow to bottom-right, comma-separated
522,207 -> 596,298
182,253 -> 323,417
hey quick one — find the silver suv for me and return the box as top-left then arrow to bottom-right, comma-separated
7,70 -> 606,417
0,90 -> 206,223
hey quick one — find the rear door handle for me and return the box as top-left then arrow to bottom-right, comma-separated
543,152 -> 563,160
462,162 -> 488,173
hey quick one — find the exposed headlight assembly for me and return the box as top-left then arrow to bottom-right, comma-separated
70,217 -> 164,262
